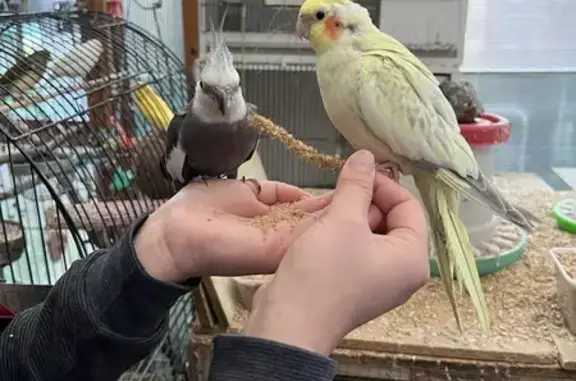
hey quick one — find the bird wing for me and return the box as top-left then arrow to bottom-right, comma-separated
353,51 -> 539,230
163,110 -> 189,183
355,51 -> 479,179
244,144 -> 257,163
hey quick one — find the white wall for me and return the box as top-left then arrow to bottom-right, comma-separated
124,0 -> 185,62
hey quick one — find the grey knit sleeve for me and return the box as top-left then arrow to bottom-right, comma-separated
209,334 -> 338,381
0,215 -> 199,381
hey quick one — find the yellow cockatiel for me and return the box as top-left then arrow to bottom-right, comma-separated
296,0 -> 538,330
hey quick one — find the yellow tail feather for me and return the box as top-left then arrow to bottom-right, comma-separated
438,186 -> 490,331
414,172 -> 490,331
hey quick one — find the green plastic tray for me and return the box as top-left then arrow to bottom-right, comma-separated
429,226 -> 527,277
553,199 -> 576,235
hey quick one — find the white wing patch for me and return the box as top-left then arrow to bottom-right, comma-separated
165,144 -> 187,183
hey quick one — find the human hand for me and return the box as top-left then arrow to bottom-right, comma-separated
244,150 -> 430,355
134,179 -> 333,283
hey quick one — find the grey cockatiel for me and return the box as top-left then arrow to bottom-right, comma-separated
160,29 -> 260,193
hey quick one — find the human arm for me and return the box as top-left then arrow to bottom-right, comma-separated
0,179 -> 333,381
0,215 -> 198,381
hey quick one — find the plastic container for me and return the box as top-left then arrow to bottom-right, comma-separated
553,199 -> 576,235
549,248 -> 576,334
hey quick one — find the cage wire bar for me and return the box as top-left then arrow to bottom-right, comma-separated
0,10 -> 193,380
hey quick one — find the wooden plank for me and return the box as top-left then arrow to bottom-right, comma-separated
555,336 -> 576,370
340,337 -> 556,366
201,276 -> 237,329
225,317 -> 557,366
225,313 -> 557,366
191,331 -> 574,381
193,284 -> 215,329
332,349 -> 574,381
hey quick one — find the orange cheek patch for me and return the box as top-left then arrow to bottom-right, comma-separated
323,16 -> 344,40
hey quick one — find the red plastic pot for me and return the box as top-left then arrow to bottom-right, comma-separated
459,113 -> 511,146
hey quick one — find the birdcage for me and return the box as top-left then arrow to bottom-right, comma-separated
0,10 -> 192,380
199,0 -> 468,188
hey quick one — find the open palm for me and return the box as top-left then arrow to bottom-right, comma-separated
149,179 -> 333,280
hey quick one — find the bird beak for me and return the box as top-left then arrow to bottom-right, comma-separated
214,90 -> 233,116
295,16 -> 309,40
216,92 -> 226,115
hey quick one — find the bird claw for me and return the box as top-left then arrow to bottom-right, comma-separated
241,176 -> 262,195
376,161 -> 400,183
200,175 -> 211,187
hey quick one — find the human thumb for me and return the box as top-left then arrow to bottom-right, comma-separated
331,150 -> 376,217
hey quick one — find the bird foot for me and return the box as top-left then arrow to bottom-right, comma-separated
376,161 -> 400,183
241,176 -> 262,195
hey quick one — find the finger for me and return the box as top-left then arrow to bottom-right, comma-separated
372,173 -> 416,214
367,203 -> 384,231
330,150 -> 376,218
292,191 -> 334,214
252,180 -> 309,205
372,173 -> 427,241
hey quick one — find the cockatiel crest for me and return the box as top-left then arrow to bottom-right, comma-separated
194,24 -> 239,89
191,15 -> 244,124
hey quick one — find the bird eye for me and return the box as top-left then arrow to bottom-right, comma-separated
315,11 -> 325,20
199,81 -> 206,90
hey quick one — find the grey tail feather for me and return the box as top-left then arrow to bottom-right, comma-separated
443,169 -> 539,232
